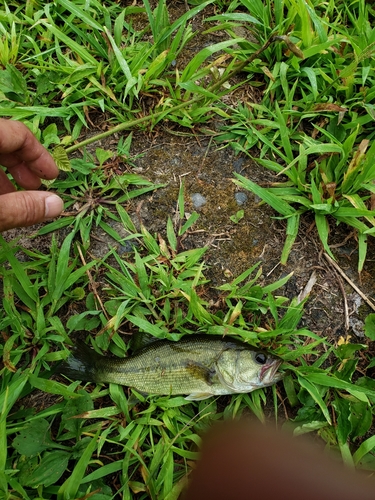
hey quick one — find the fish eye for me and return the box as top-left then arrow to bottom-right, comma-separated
255,352 -> 267,365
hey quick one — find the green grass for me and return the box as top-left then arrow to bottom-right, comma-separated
2,0 -> 375,498
214,0 -> 375,270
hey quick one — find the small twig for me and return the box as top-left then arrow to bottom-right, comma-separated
336,273 -> 350,331
330,231 -> 355,249
276,389 -> 289,421
323,253 -> 375,312
266,261 -> 281,277
335,267 -> 349,331
197,135 -> 214,176
320,253 -> 349,329
297,270 -> 318,304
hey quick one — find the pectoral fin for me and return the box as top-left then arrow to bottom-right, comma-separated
185,361 -> 215,384
185,392 -> 213,401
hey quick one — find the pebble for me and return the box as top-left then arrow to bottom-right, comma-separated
349,317 -> 364,337
235,192 -> 248,206
119,240 -> 137,254
233,158 -> 246,172
191,193 -> 207,208
171,157 -> 181,166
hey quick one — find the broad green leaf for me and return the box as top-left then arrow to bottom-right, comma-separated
350,401 -> 372,441
0,106 -> 71,118
12,419 -> 55,456
306,373 -> 374,401
66,311 -> 101,332
207,325 -> 257,339
20,451 -> 71,488
134,249 -> 150,298
116,204 -> 137,232
61,392 -> 94,434
103,27 -> 138,98
333,396 -> 351,446
81,460 -> 123,484
181,39 -> 242,82
364,314 -> 375,341
52,145 -> 71,172
283,374 -> 299,407
207,12 -> 262,25
0,371 -> 30,417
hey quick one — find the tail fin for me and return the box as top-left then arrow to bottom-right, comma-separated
60,340 -> 102,383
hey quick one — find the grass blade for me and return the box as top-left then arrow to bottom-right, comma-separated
233,173 -> 296,216
297,375 -> 331,424
280,213 -> 300,265
57,430 -> 100,499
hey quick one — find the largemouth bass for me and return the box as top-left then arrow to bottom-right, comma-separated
61,335 -> 282,401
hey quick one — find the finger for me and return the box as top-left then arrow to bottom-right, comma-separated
0,191 -> 63,232
0,119 -> 59,180
6,163 -> 42,190
184,421 -> 375,500
0,168 -> 16,195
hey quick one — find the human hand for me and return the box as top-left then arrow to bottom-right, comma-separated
184,420 -> 375,500
0,118 -> 63,232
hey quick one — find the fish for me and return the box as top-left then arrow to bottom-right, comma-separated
60,335 -> 283,401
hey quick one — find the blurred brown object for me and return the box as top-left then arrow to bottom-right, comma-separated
183,421 -> 375,500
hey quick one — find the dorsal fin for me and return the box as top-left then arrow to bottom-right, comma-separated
129,332 -> 160,352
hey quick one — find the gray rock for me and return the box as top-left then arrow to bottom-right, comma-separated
235,192 -> 248,205
191,193 -> 207,208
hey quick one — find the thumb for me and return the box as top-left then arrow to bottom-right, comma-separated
0,191 -> 63,232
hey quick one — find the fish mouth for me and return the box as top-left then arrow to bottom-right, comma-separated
260,359 -> 283,384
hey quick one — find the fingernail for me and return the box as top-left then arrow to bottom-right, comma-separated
44,194 -> 63,218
